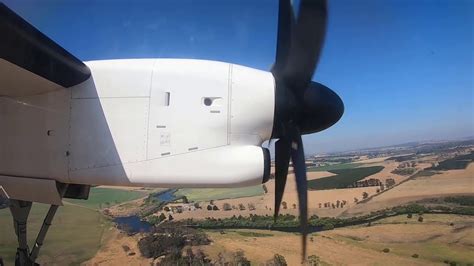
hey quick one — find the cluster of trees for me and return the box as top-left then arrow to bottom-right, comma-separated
391,167 -> 416,176
216,250 -> 251,266
159,247 -> 211,265
207,204 -> 219,211
188,213 -> 299,229
179,201 -> 474,231
385,178 -> 396,188
138,223 -> 211,260
386,154 -> 416,162
349,178 -> 382,188
215,250 -> 290,266
147,213 -> 174,224
444,195 -> 474,206
354,192 -> 369,204
221,202 -> 256,211
266,254 -> 288,266
318,200 -> 348,209
269,202 -> 296,210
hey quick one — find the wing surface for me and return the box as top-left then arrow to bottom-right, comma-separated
0,3 -> 90,96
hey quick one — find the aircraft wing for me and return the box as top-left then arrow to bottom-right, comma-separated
0,3 -> 91,97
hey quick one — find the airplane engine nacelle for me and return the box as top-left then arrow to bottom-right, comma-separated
229,64 -> 275,145
69,145 -> 271,187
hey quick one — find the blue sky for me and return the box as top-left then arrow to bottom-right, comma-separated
5,0 -> 473,154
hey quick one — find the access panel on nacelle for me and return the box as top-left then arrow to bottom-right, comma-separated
147,59 -> 230,159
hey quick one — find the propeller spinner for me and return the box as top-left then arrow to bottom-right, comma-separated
270,0 -> 344,262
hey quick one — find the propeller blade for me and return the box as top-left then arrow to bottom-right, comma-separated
274,138 -> 291,221
282,0 -> 328,90
271,0 -> 295,77
289,127 -> 308,263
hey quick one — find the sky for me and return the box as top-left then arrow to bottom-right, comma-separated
5,0 -> 473,154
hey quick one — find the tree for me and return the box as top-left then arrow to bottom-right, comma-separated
158,213 -> 167,222
168,214 -> 174,221
418,216 -> 423,222
292,203 -> 297,209
386,178 -> 396,188
223,203 -> 232,211
307,255 -> 321,266
238,203 -> 246,210
207,205 -> 213,211
318,203 -> 322,208
210,200 -> 214,205
354,197 -> 359,203
213,205 -> 219,211
282,201 -> 287,209
194,202 -> 200,209
336,200 -> 340,208
262,184 -> 268,194
362,192 -> 369,199
182,196 -> 189,203
407,213 -> 412,218
271,254 -> 287,266
248,203 -> 256,211
233,250 -> 251,266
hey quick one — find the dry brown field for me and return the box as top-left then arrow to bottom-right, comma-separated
344,163 -> 474,216
199,214 -> 473,265
82,228 -> 153,266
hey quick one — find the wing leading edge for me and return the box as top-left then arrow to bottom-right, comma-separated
0,3 -> 90,96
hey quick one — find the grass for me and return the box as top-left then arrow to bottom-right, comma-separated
0,203 -> 111,265
174,185 -> 264,202
411,170 -> 438,178
331,214 -> 474,265
307,166 -> 384,190
307,163 -> 362,172
65,187 -> 146,209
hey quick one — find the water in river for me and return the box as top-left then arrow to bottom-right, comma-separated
113,189 -> 178,234
114,215 -> 152,234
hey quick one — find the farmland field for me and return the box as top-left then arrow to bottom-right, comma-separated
0,203 -> 111,265
428,152 -> 474,171
174,185 -> 264,202
199,214 -> 473,265
307,163 -> 362,172
65,187 -> 146,209
308,166 -> 384,190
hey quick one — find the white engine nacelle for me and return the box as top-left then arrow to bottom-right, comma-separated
0,59 -> 275,187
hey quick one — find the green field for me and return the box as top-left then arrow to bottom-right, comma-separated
175,185 -> 264,202
428,152 -> 474,171
307,163 -> 362,172
0,203 -> 111,265
65,187 -> 146,209
307,166 -> 384,190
